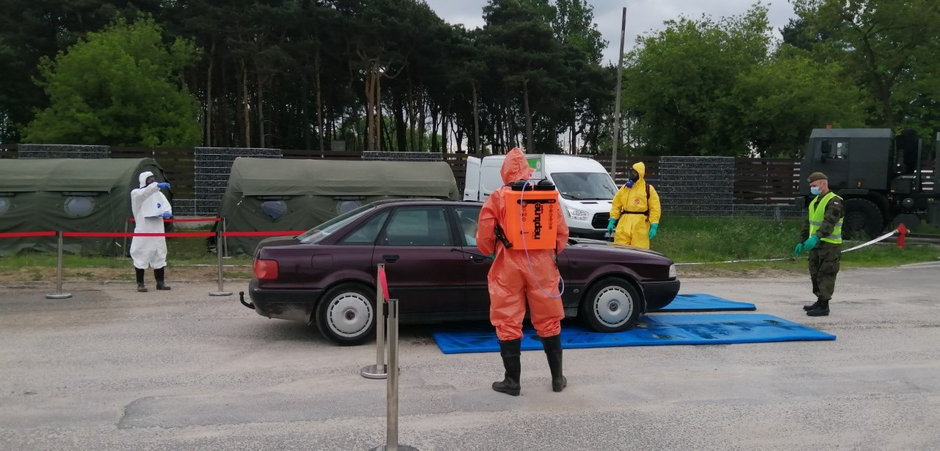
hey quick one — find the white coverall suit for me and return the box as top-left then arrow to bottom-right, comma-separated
130,171 -> 172,270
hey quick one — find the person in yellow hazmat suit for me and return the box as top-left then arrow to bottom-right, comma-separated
477,147 -> 570,396
607,162 -> 661,248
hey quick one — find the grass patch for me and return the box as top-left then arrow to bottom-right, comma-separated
0,233 -> 252,275
654,215 -> 939,275
1,216 -> 936,281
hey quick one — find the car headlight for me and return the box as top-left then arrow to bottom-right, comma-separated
668,264 -> 677,279
565,206 -> 589,221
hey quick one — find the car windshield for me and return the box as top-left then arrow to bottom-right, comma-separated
551,172 -> 618,200
296,203 -> 379,244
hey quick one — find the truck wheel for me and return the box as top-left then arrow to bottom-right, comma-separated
843,198 -> 883,240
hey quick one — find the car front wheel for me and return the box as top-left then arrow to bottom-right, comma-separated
579,277 -> 642,332
315,283 -> 376,346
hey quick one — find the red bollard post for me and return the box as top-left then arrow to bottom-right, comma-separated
896,223 -> 908,248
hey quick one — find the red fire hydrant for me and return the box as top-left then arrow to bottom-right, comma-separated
897,223 -> 909,248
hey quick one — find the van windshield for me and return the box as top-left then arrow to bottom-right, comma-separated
552,172 -> 618,200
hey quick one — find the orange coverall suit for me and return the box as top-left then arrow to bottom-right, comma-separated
476,148 -> 570,341
609,161 -> 661,249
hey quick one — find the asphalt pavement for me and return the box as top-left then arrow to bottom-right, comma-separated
1,263 -> 938,450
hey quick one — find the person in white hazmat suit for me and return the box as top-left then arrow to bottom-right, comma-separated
130,171 -> 173,292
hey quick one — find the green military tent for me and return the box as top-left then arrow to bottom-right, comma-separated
219,157 -> 460,255
0,158 -> 166,256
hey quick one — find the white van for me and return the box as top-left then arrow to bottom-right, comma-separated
463,154 -> 618,238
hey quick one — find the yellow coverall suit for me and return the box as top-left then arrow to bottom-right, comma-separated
476,148 -> 570,341
609,162 -> 661,249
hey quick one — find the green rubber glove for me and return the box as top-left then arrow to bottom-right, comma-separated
606,217 -> 617,232
648,223 -> 659,239
487,253 -> 495,259
803,235 -> 820,251
793,241 -> 804,257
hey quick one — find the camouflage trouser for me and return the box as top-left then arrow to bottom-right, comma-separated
809,243 -> 841,302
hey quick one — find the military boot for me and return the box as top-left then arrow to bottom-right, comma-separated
492,339 -> 521,396
807,300 -> 829,316
135,268 -> 148,292
155,267 -> 171,290
541,334 -> 567,392
803,300 -> 820,311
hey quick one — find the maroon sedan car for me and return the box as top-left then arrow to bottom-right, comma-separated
243,199 -> 679,345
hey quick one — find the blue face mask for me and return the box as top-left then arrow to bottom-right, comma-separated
810,186 -> 821,195
625,179 -> 635,188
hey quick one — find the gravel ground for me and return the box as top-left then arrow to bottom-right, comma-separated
1,263 -> 938,450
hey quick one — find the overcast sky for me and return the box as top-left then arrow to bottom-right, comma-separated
421,0 -> 798,66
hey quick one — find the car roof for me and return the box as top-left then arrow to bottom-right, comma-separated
373,198 -> 482,208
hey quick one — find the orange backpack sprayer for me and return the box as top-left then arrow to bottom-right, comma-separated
502,179 -> 559,250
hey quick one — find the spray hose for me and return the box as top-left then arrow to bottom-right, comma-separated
675,227 -> 900,266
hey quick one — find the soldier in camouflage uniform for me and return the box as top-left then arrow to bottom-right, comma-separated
794,172 -> 844,317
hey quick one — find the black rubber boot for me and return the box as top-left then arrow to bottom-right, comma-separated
803,300 -> 820,311
542,334 -> 567,392
492,339 -> 521,396
807,300 -> 829,316
135,268 -> 147,292
155,267 -> 171,291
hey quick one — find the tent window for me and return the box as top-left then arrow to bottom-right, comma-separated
0,197 -> 10,216
261,200 -> 288,220
64,196 -> 95,217
337,200 -> 363,215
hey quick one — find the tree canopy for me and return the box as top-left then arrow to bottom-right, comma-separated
622,5 -> 867,157
1,0 -> 938,156
22,17 -> 201,146
791,0 -> 940,138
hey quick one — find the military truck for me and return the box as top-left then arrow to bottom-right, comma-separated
800,128 -> 940,239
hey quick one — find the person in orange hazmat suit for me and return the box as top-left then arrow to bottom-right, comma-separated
476,147 -> 570,396
607,161 -> 661,249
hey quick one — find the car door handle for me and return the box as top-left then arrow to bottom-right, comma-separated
383,254 -> 399,263
469,254 -> 490,263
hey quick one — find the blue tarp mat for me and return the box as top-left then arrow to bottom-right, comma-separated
656,293 -> 756,312
432,314 -> 836,354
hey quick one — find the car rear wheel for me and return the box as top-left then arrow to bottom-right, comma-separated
315,283 -> 375,346
579,277 -> 642,332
